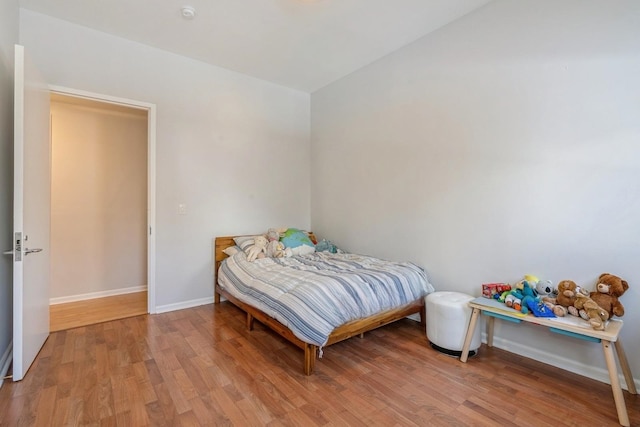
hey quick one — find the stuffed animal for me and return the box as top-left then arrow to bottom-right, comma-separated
265,240 -> 291,258
265,240 -> 281,258
266,228 -> 281,243
573,287 -> 609,331
503,276 -> 543,312
544,280 -> 582,317
522,279 -> 555,317
589,273 -> 628,318
504,276 -> 534,311
504,292 -> 522,311
498,290 -> 511,303
535,279 -> 559,311
505,283 -> 524,311
503,279 -> 555,317
541,297 -> 565,317
245,235 -> 268,262
505,280 -> 539,314
536,279 -> 556,298
315,239 -> 340,254
519,281 -> 538,314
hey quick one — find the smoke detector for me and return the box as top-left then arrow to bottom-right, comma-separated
181,6 -> 196,20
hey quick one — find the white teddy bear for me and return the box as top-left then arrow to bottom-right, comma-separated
245,235 -> 268,262
265,240 -> 293,258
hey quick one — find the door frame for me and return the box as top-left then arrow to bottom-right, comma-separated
48,85 -> 157,314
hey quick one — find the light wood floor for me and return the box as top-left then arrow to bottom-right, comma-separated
2,301 -> 638,426
49,291 -> 148,332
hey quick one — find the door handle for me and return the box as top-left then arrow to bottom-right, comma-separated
3,248 -> 42,256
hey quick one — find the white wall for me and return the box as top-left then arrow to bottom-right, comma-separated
311,0 -> 640,386
0,0 -> 19,385
19,10 -> 311,310
50,101 -> 147,299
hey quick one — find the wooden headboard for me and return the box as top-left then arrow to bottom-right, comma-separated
213,232 -> 317,279
213,235 -> 240,277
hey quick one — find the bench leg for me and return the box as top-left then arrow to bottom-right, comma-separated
602,340 -> 630,426
460,307 -> 480,363
614,339 -> 637,394
486,316 -> 495,348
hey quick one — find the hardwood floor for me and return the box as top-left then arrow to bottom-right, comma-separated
50,291 -> 148,332
2,301 -> 638,426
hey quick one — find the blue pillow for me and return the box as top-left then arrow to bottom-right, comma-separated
280,228 -> 315,255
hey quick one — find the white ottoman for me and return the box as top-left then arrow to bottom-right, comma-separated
426,291 -> 481,357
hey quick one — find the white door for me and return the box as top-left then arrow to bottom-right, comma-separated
12,44 -> 51,381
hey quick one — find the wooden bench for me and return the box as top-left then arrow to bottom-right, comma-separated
459,297 -> 637,426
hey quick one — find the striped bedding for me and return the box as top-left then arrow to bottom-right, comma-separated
217,251 -> 434,348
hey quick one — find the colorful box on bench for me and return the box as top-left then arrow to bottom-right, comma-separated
482,283 -> 511,299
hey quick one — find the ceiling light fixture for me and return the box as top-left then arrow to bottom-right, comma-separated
181,6 -> 196,20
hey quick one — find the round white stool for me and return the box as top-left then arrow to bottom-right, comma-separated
426,291 -> 481,357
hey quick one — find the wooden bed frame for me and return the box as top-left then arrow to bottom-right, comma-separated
213,234 -> 426,375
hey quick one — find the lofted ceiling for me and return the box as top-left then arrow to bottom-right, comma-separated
19,0 -> 491,93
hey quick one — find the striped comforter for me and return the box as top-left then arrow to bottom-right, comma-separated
217,251 -> 434,348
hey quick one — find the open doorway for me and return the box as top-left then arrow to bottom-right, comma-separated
47,89 -> 156,330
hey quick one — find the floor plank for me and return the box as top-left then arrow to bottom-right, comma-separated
50,291 -> 148,332
2,301 -> 637,426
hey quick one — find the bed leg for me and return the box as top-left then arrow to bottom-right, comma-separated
214,291 -> 221,304
246,313 -> 254,331
420,302 -> 426,328
359,333 -> 364,339
304,344 -> 316,375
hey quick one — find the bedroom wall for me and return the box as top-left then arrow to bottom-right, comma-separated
50,100 -> 147,300
0,0 -> 19,386
311,0 -> 640,387
19,9 -> 311,311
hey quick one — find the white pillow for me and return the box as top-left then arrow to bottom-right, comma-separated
289,244 -> 316,256
223,246 -> 241,256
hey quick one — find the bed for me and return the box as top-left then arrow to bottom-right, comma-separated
213,233 -> 433,375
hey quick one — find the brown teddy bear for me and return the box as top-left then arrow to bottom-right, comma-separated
589,273 -> 628,318
543,280 -> 580,317
574,288 -> 609,331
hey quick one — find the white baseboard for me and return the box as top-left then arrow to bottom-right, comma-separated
0,341 -> 12,389
50,285 -> 147,305
486,333 -> 640,392
155,296 -> 214,314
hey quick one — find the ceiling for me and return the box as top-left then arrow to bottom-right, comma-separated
19,0 -> 491,93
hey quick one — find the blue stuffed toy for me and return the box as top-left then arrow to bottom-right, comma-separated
505,280 -> 556,317
525,295 -> 556,317
315,239 -> 340,253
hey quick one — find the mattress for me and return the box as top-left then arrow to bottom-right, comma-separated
217,251 -> 434,348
